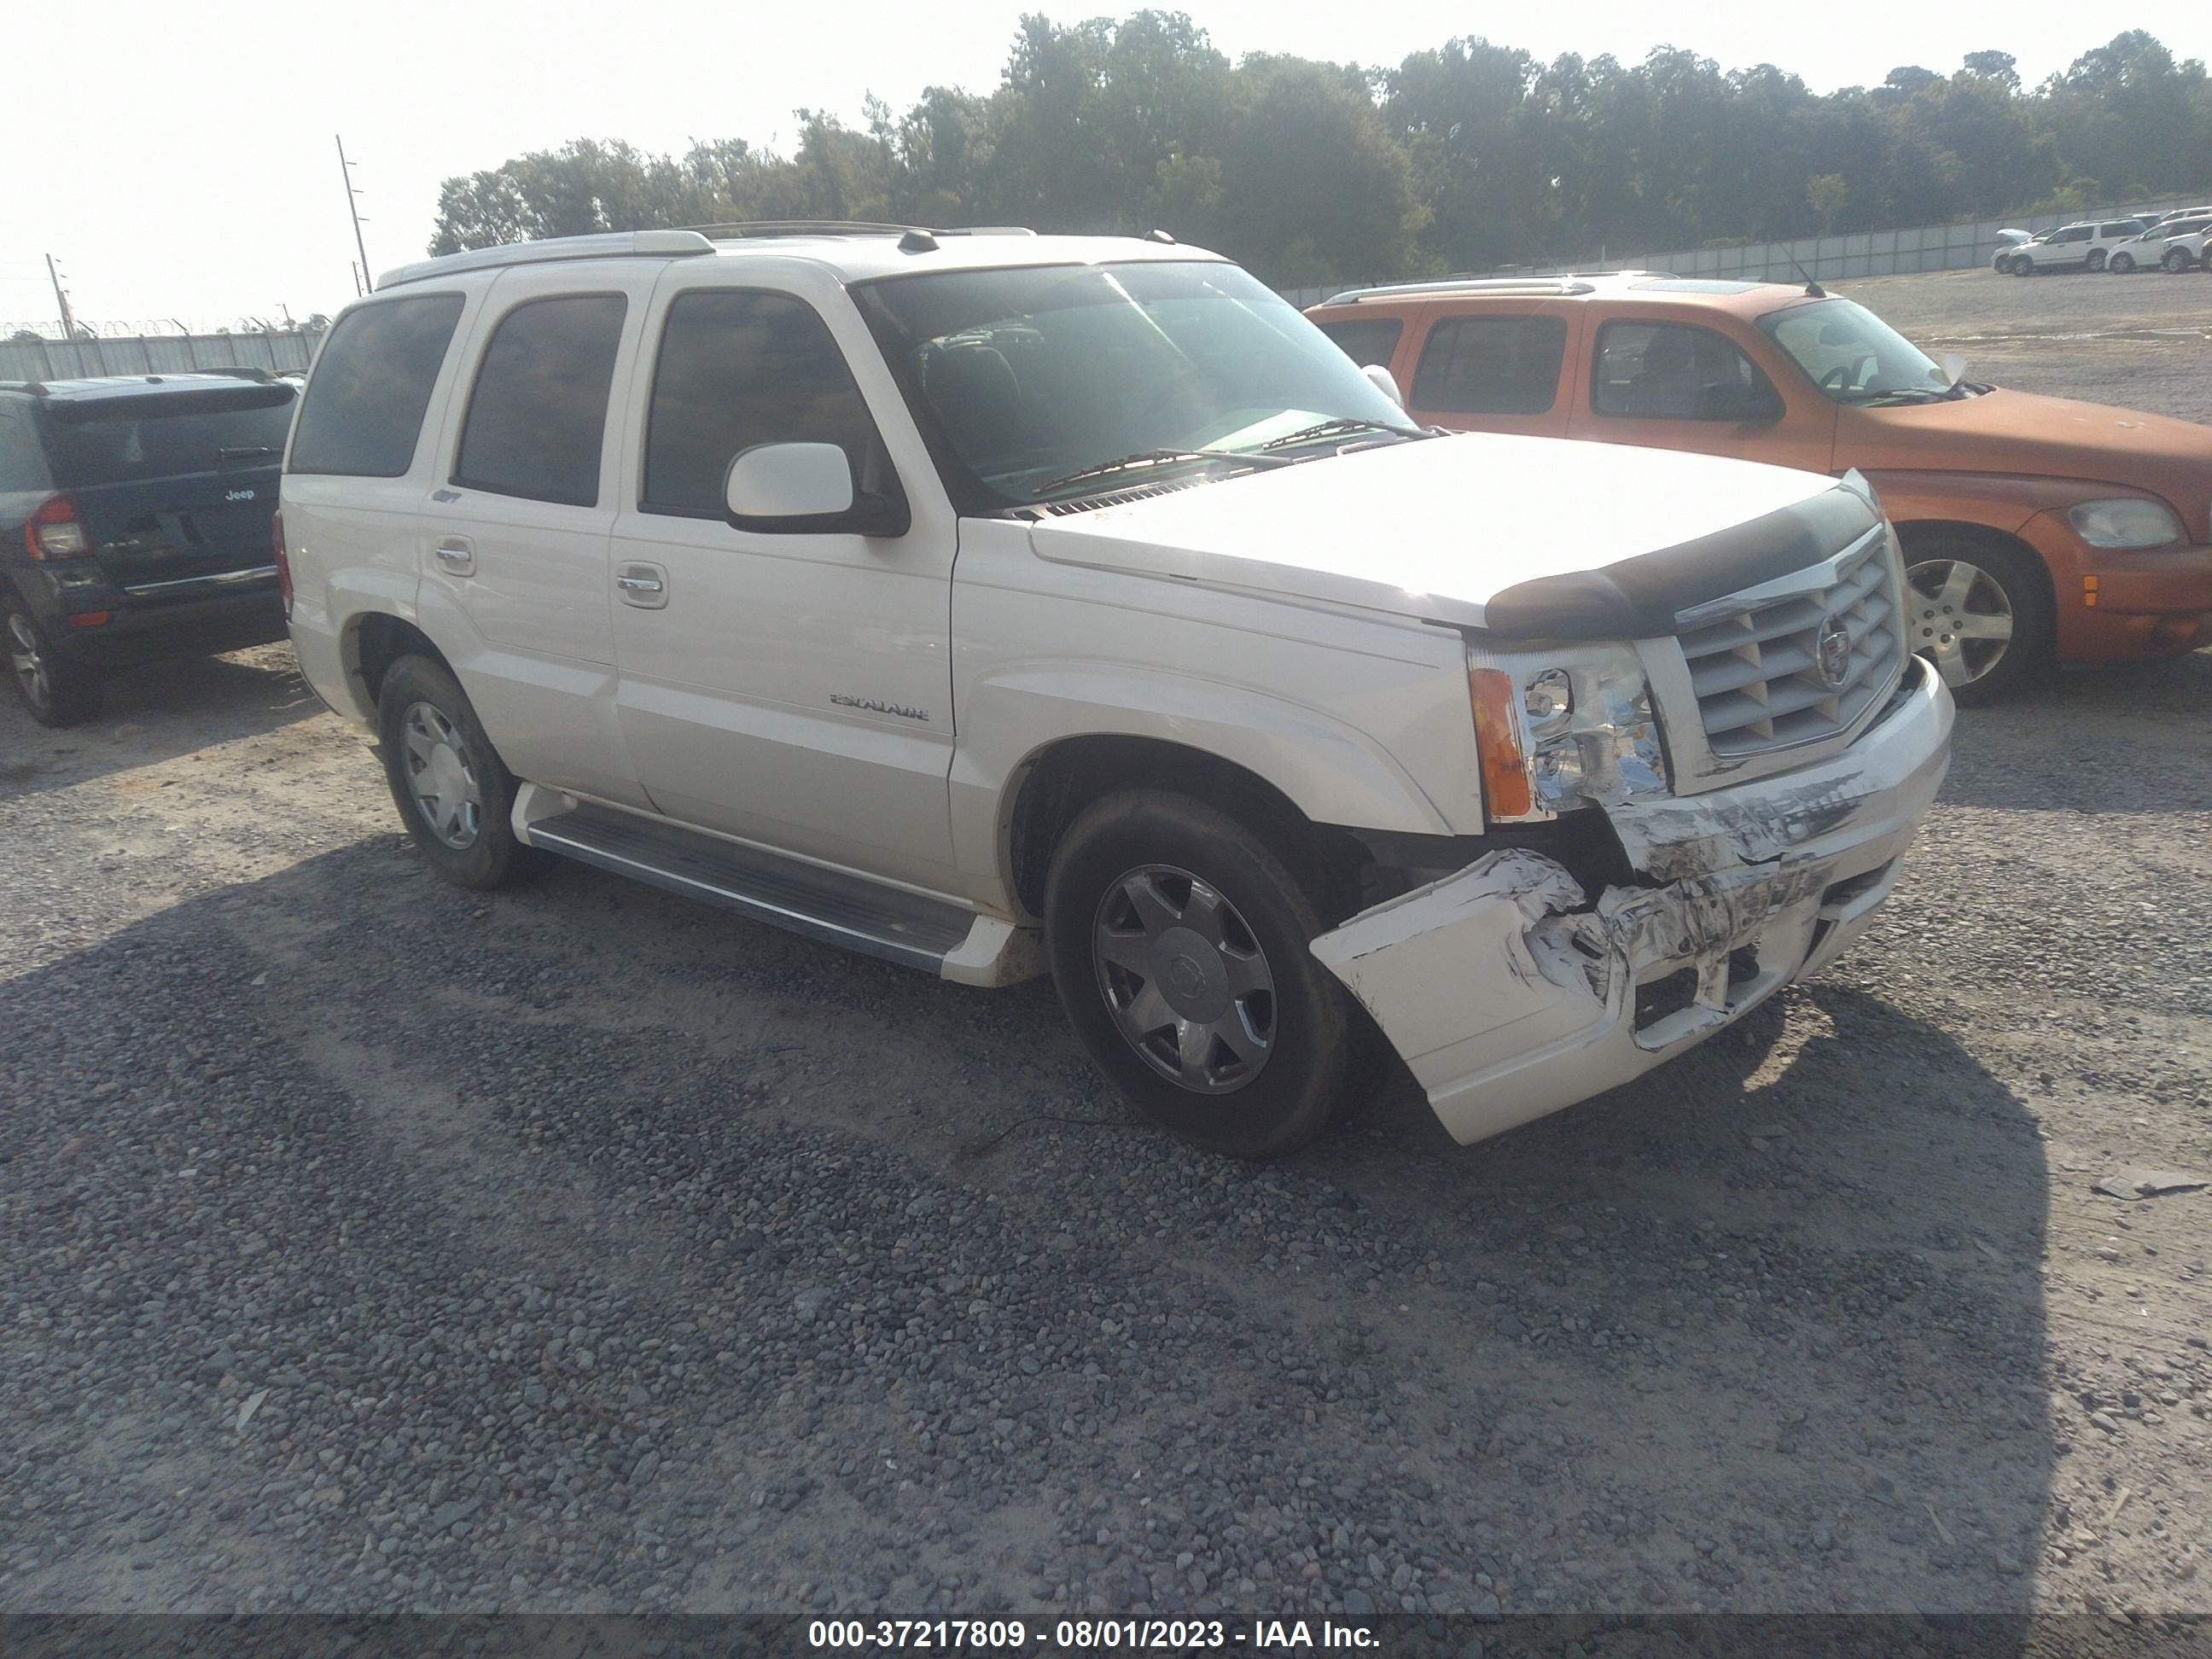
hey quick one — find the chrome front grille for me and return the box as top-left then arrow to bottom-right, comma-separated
1676,533 -> 1906,757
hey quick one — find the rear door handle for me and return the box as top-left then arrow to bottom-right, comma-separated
433,536 -> 475,576
615,562 -> 668,609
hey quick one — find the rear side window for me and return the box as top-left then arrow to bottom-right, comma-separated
289,294 -> 464,477
1410,316 -> 1568,415
454,294 -> 627,507
643,289 -> 882,517
0,403 -> 51,492
40,387 -> 294,487
2100,223 -> 2137,238
1313,317 -> 1404,370
1592,322 -> 1774,421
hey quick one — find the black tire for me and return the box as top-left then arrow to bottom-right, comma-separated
1043,789 -> 1353,1159
2163,248 -> 2192,273
3,588 -> 102,727
2085,247 -> 2107,272
375,654 -> 543,889
2110,252 -> 2136,274
1901,534 -> 2053,707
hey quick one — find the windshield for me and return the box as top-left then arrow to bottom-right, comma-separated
853,260 -> 1413,511
41,387 -> 296,487
1760,299 -> 1953,404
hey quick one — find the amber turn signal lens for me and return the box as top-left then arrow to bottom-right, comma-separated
1468,667 -> 1533,819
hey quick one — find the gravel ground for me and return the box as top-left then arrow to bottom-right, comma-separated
3,268 -> 2209,1622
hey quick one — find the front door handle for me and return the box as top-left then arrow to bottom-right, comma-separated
433,536 -> 475,576
615,562 -> 668,609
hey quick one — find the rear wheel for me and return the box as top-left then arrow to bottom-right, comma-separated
1902,537 -> 2052,706
3,591 -> 102,727
375,655 -> 542,889
2110,251 -> 2137,274
2085,248 -> 2108,271
1044,789 -> 1353,1159
2163,248 -> 2192,273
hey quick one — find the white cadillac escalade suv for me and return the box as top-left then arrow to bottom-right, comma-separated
281,224 -> 1953,1159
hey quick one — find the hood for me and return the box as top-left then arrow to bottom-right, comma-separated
1026,433 -> 1864,636
1842,387 -> 2212,532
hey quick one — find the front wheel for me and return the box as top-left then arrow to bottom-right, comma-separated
375,655 -> 542,889
2110,252 -> 2136,274
1903,538 -> 2052,706
1044,789 -> 1354,1159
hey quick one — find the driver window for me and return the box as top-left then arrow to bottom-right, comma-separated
1591,322 -> 1774,421
642,288 -> 888,518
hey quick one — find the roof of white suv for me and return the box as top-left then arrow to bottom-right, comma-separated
375,225 -> 1218,293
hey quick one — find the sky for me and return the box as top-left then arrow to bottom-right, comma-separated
6,0 -> 2206,330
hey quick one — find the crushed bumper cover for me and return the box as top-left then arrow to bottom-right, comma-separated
1311,657 -> 1953,1145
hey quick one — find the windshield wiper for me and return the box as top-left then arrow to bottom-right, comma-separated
1835,386 -> 1959,406
1257,416 -> 1430,451
217,445 -> 283,459
1034,447 -> 1291,498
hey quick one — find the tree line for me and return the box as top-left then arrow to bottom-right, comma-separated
428,15 -> 2212,286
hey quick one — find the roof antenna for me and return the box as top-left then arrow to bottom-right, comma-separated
1789,256 -> 1825,298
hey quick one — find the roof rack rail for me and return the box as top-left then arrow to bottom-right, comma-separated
376,229 -> 718,291
375,220 -> 1049,292
686,220 -> 1036,241
1318,270 -> 1675,305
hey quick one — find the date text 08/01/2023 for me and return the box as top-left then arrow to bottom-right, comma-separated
808,1618 -> 1383,1649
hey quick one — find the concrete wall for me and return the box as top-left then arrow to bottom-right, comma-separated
0,328 -> 324,383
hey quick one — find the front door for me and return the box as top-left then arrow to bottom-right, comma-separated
1567,314 -> 1837,473
607,278 -> 960,893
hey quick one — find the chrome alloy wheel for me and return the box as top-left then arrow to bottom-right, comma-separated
6,611 -> 50,713
1906,558 -> 2016,690
402,700 -> 482,849
1091,864 -> 1276,1094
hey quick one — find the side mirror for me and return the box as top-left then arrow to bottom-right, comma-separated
724,442 -> 907,537
1359,362 -> 1406,408
1936,352 -> 1968,387
1695,381 -> 1784,423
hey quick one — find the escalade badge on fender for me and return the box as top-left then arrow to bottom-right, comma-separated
1815,620 -> 1853,690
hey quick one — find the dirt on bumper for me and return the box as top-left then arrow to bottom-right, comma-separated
1311,659 -> 1954,1144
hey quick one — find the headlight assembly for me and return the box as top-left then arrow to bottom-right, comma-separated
2068,498 -> 2184,549
1468,646 -> 1669,821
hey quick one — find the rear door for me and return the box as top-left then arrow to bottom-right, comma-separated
1400,303 -> 1582,437
38,381 -> 295,598
414,263 -> 657,806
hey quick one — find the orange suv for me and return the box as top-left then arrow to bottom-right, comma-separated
1307,274 -> 2212,701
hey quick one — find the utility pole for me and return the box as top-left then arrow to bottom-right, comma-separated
336,134 -> 373,291
46,253 -> 76,340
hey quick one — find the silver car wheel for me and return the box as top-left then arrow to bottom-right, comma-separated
1906,558 -> 2016,690
7,612 -> 50,713
402,700 -> 483,849
1092,864 -> 1276,1095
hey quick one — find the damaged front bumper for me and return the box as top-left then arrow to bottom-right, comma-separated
1311,656 -> 1953,1145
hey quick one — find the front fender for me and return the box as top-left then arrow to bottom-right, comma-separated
949,660 -> 1478,888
